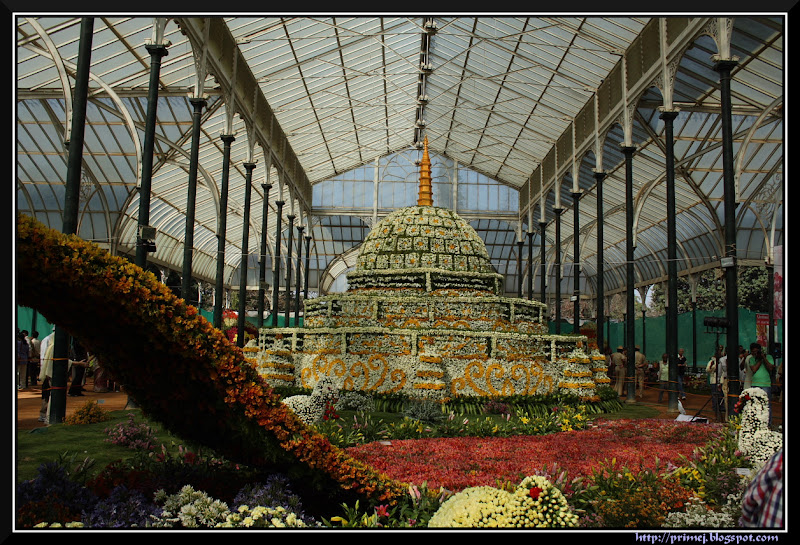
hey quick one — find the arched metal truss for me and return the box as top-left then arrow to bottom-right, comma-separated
15,15 -> 784,310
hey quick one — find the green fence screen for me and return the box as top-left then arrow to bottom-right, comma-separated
549,308 -> 783,370
18,305 -> 777,369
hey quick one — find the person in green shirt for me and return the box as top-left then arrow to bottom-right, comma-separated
749,343 -> 775,424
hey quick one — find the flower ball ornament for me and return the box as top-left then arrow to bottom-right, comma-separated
428,475 -> 578,528
735,387 -> 782,466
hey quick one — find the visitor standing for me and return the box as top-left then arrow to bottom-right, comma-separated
738,345 -> 749,391
743,343 -> 759,390
91,352 -> 110,393
67,338 -> 89,397
38,331 -> 55,422
634,346 -> 647,398
749,343 -> 774,425
676,347 -> 687,400
611,346 -> 626,397
718,349 -> 729,415
707,347 -> 723,417
27,331 -> 41,387
17,330 -> 29,390
657,353 -> 670,403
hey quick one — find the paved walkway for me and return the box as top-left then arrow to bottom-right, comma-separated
16,378 -> 132,430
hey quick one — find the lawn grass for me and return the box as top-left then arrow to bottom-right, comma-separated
15,408 -> 186,484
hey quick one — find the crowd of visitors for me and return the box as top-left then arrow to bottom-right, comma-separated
599,338 -> 781,423
17,328 -> 116,422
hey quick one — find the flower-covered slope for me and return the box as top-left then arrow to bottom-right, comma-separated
15,214 -> 407,503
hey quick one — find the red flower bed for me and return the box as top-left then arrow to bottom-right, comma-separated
345,419 -> 723,492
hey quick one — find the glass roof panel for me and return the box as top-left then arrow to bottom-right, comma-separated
15,15 -> 784,306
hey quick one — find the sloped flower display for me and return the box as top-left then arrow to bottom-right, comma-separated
15,213 -> 407,505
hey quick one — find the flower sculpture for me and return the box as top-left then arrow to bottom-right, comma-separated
15,213 -> 407,505
735,388 -> 782,467
282,375 -> 340,425
427,475 -> 578,528
258,139 -> 600,403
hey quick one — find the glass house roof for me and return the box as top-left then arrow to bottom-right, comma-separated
15,14 -> 785,306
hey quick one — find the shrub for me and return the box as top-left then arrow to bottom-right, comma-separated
482,398 -> 513,415
82,485 -> 160,528
403,398 -> 446,423
63,400 -> 111,425
16,462 -> 98,528
336,391 -> 375,413
104,413 -> 159,451
232,475 -> 316,526
594,487 -> 667,528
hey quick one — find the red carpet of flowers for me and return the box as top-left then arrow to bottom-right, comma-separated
345,418 -> 723,492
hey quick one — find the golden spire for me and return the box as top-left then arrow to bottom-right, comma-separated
417,136 -> 433,206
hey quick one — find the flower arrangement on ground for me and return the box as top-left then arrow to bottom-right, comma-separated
734,388 -> 782,467
427,474 -> 578,528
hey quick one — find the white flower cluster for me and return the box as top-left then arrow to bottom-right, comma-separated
282,375 -> 340,425
150,485 -> 231,528
662,493 -> 743,528
737,388 -> 782,466
428,475 -> 578,528
217,504 -> 309,528
147,486 -> 311,528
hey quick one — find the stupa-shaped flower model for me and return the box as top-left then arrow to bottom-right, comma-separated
255,137 -> 604,401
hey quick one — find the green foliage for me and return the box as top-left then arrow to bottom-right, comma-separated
324,482 -> 447,528
650,266 -> 772,314
575,459 -> 695,528
335,391 -> 375,413
403,398 -> 447,423
670,416 -> 752,506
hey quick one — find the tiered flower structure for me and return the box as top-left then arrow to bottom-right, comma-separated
15,214 -> 407,505
258,139 -> 600,402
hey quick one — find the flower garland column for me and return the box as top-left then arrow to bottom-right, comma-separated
714,54 -> 741,411
622,144 -> 637,404
237,162 -> 256,348
594,170 -> 606,353
553,207 -> 563,334
284,214 -> 296,326
661,108 -> 680,412
516,239 -> 524,298
303,232 -> 312,301
181,96 -> 206,302
526,230 -> 534,300
135,38 -> 169,271
572,190 -> 581,334
294,224 -> 305,327
257,182 -> 272,329
51,17 -> 94,424
539,220 -> 547,307
213,134 -> 235,329
271,200 -> 284,327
